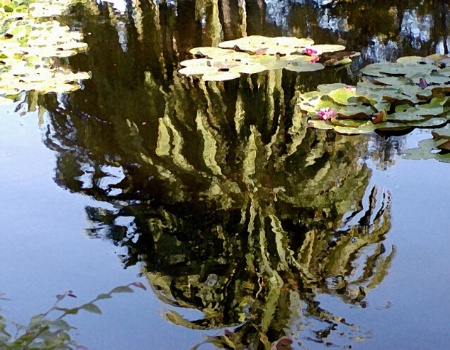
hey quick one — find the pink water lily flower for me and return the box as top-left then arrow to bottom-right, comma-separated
305,47 -> 318,56
317,107 -> 336,120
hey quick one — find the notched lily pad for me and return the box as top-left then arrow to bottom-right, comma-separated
404,128 -> 450,162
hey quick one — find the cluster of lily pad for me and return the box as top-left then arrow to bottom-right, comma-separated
0,0 -> 90,100
179,35 -> 354,81
403,129 -> 450,162
300,55 -> 450,134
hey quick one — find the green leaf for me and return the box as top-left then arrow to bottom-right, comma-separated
81,303 -> 102,315
96,293 -> 112,300
110,285 -> 134,294
328,88 -> 358,105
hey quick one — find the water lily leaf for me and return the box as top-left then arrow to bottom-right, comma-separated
432,129 -> 450,140
408,73 -> 450,86
396,56 -> 426,64
179,58 -> 211,67
336,105 -> 374,119
202,70 -> 241,81
373,76 -> 411,86
219,51 -> 251,62
382,93 -> 418,105
413,117 -> 448,128
218,35 -> 271,52
403,139 -> 437,160
189,47 -> 234,58
435,153 -> 450,162
256,56 -> 288,70
323,56 -> 352,67
431,85 -> 450,97
333,121 -> 377,134
308,44 -> 345,54
387,110 -> 429,122
317,83 -> 348,93
285,62 -> 324,72
272,36 -> 314,48
307,119 -> 334,130
328,88 -> 358,105
425,53 -> 450,67
403,134 -> 450,162
230,63 -> 267,74
437,67 -> 450,76
178,65 -> 217,76
331,118 -> 370,127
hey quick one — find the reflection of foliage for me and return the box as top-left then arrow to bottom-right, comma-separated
39,1 -> 396,349
0,283 -> 146,349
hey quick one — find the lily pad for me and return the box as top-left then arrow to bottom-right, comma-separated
307,44 -> 346,54
202,71 -> 241,81
328,88 -> 358,106
285,62 -> 324,72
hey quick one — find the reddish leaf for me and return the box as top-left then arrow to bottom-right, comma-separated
130,281 -> 147,291
276,337 -> 293,350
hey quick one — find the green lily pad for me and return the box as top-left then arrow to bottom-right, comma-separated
334,121 -> 377,134
285,62 -> 324,72
202,70 -> 241,81
403,129 -> 450,162
307,119 -> 334,130
188,47 -> 234,58
230,63 -> 267,74
328,88 -> 358,105
308,44 -> 345,54
178,65 -> 217,76
331,118 -> 370,127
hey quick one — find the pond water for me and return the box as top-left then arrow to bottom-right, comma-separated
1,0 -> 450,349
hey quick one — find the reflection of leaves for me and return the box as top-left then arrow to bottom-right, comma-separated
39,2 -> 396,349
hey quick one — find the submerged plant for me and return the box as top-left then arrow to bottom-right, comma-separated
0,282 -> 147,349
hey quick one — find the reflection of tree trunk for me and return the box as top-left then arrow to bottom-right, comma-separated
220,0 -> 232,38
438,0 -> 449,53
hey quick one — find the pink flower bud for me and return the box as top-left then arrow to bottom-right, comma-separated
305,47 -> 318,56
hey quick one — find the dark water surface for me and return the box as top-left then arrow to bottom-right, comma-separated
1,0 -> 450,349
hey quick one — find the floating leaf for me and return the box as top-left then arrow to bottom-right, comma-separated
202,71 -> 241,81
307,44 -> 346,54
188,47 -> 234,58
285,62 -> 324,72
328,88 -> 359,106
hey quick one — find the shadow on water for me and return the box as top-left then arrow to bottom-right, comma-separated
31,0 -> 450,348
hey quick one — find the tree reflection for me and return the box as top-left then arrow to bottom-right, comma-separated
36,0 -> 406,348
